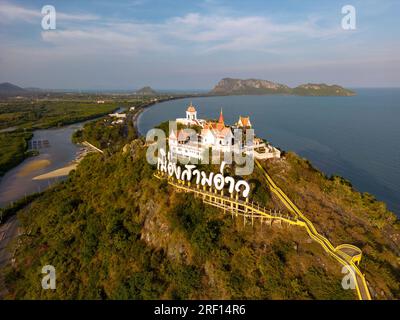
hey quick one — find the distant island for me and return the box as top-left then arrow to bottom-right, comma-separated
210,78 -> 355,96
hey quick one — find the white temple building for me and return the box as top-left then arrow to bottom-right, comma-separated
170,103 -> 281,160
176,102 -> 206,127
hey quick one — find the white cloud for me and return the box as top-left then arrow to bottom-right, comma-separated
0,2 -> 348,57
32,11 -> 346,58
0,2 -> 99,24
0,2 -> 40,23
164,13 -> 343,52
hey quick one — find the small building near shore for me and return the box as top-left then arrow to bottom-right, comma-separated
111,119 -> 125,125
108,113 -> 127,119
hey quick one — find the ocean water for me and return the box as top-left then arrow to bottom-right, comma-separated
138,89 -> 400,215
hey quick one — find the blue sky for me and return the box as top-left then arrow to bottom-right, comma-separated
0,0 -> 399,90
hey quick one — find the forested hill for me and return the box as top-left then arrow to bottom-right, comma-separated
1,136 -> 399,299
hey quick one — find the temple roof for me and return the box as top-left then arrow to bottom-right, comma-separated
238,115 -> 251,127
187,102 -> 196,113
202,120 -> 232,138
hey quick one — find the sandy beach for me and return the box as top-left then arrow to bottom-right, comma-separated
17,159 -> 51,177
32,163 -> 78,180
32,143 -> 98,180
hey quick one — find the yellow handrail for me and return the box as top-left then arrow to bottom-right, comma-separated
255,159 -> 371,300
154,161 -> 372,300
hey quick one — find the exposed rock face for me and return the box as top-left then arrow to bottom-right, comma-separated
129,139 -> 144,159
211,78 -> 291,95
210,78 -> 355,96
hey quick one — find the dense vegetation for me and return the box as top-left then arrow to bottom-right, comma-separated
0,101 -> 123,130
0,131 -> 33,177
2,139 -> 399,299
292,84 -> 355,96
0,192 -> 42,224
72,116 -> 137,153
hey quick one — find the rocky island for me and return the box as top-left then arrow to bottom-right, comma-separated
210,78 -> 355,96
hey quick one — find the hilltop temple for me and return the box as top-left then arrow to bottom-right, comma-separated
170,102 -> 281,160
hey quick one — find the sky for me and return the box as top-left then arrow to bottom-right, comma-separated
0,0 -> 399,90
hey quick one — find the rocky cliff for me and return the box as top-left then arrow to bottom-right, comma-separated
210,78 -> 355,96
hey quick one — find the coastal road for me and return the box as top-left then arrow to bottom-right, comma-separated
131,106 -> 144,134
255,159 -> 372,300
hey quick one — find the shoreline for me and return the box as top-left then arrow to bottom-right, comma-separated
31,143 -> 93,180
32,163 -> 77,180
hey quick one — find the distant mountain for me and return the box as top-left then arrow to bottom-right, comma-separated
210,78 -> 355,96
292,83 -> 355,96
211,78 -> 291,95
134,86 -> 158,96
0,82 -> 27,96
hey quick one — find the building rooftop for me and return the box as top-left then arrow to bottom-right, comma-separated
187,102 -> 196,113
